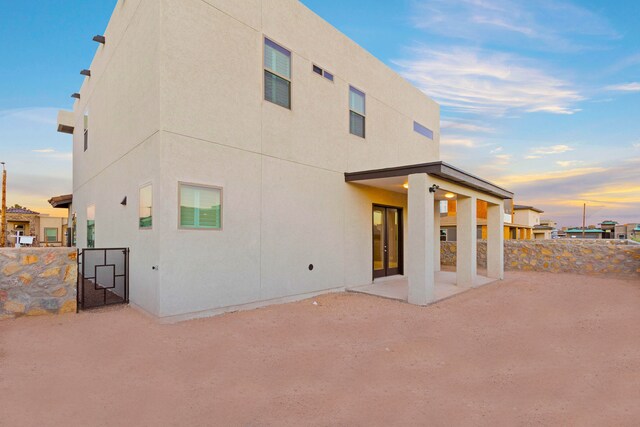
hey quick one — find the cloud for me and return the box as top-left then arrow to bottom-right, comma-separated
440,135 -> 478,148
30,148 -> 72,160
496,160 -> 640,227
634,143 -> 640,149
410,0 -> 618,52
529,144 -> 574,156
441,120 -> 494,133
498,167 -> 606,186
556,160 -> 583,168
494,154 -> 512,165
605,82 -> 640,92
394,47 -> 583,116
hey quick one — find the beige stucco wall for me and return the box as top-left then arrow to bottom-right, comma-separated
69,0 -> 442,317
514,209 -> 541,227
39,216 -> 67,247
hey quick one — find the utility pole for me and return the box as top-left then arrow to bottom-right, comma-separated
1,162 -> 6,247
582,203 -> 586,239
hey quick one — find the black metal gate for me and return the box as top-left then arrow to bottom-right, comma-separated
77,248 -> 129,311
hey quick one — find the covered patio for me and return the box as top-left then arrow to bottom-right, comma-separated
345,161 -> 513,306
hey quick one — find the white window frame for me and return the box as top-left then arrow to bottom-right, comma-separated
177,182 -> 223,231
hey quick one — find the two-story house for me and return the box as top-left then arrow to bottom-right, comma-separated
57,0 -> 512,319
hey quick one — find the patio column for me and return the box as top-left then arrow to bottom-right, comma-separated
407,173 -> 435,305
434,199 -> 441,272
486,201 -> 504,280
456,195 -> 476,287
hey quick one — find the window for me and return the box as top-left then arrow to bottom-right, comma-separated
349,86 -> 365,138
44,228 -> 58,243
312,64 -> 334,81
83,113 -> 89,151
264,38 -> 291,109
413,121 -> 433,140
439,200 -> 448,214
139,184 -> 153,229
179,183 -> 222,229
87,205 -> 95,248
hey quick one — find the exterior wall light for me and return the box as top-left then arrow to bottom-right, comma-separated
80,69 -> 91,77
93,35 -> 106,44
403,183 -> 409,189
429,184 -> 439,193
71,93 -> 81,99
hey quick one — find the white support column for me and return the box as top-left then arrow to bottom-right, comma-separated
434,199 -> 441,272
456,195 -> 477,287
487,201 -> 504,279
407,173 -> 435,305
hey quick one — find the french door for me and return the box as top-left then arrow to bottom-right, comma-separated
372,205 -> 403,278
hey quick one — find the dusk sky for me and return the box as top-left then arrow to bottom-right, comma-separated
1,0 -> 638,226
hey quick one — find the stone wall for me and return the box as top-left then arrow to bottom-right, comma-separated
0,248 -> 77,319
441,240 -> 640,278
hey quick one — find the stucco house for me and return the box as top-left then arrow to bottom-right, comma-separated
566,228 -> 604,239
2,207 -> 68,247
56,0 -> 512,319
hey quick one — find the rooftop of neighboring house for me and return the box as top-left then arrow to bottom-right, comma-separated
566,228 -> 604,233
600,220 -> 618,225
513,204 -> 544,213
6,207 -> 40,215
533,225 -> 554,230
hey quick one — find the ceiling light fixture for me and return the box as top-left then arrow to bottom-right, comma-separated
445,193 -> 455,199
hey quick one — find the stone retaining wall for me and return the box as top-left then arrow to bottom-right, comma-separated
441,240 -> 640,278
0,248 -> 77,319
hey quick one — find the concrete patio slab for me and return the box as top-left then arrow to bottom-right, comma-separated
347,271 -> 498,304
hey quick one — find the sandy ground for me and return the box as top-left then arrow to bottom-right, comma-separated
2,271 -> 640,426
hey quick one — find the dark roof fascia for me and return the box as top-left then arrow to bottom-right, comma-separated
513,205 -> 544,213
344,161 -> 514,200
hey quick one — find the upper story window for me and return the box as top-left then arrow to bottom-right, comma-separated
139,184 -> 153,229
312,64 -> 334,82
349,86 -> 365,138
413,121 -> 434,140
83,114 -> 89,151
264,38 -> 291,109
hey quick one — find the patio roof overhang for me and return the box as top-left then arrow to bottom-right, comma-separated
344,161 -> 514,200
48,194 -> 73,209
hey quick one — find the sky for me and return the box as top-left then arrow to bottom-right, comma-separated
0,0 -> 638,226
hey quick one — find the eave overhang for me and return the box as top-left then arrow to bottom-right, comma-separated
48,194 -> 73,209
345,161 -> 514,200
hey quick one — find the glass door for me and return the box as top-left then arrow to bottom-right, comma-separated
372,205 -> 403,278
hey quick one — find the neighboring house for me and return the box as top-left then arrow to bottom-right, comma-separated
4,207 -> 40,246
566,228 -> 604,239
56,0 -> 512,319
599,220 -> 617,239
613,223 -> 640,240
440,198 -> 532,241
2,207 -> 68,247
533,219 -> 558,240
48,194 -> 74,246
39,215 -> 68,247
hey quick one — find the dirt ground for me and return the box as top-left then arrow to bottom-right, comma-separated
2,271 -> 640,426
